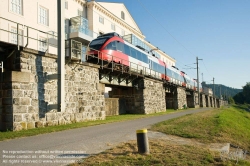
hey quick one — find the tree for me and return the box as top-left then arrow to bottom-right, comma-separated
234,82 -> 250,104
228,97 -> 235,104
233,92 -> 245,104
243,82 -> 250,104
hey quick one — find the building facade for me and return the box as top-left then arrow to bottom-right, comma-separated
0,0 -> 178,131
0,0 -> 176,65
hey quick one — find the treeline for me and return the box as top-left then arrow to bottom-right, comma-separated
201,82 -> 242,99
233,82 -> 250,104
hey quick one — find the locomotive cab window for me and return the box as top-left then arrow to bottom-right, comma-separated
89,38 -> 108,50
105,41 -> 117,50
116,41 -> 124,52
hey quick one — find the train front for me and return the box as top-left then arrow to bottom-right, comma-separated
86,36 -> 111,62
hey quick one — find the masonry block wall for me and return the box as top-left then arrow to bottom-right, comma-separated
109,87 -> 142,114
186,92 -> 194,108
176,87 -> 187,109
0,48 -> 105,131
200,94 -> 206,107
105,98 -> 119,116
210,97 -> 214,107
206,96 -> 210,107
109,78 -> 166,114
186,92 -> 198,108
194,92 -> 199,108
214,98 -> 217,108
143,78 -> 166,114
165,92 -> 174,109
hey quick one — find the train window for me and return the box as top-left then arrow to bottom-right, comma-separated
151,62 -> 155,70
130,48 -> 137,59
136,50 -> 142,61
160,65 -> 165,74
152,62 -> 158,72
124,44 -> 130,55
180,76 -> 184,82
174,73 -> 178,80
166,68 -> 172,77
105,41 -> 116,50
89,38 -> 108,50
160,65 -> 164,73
116,41 -> 124,52
141,53 -> 148,63
176,73 -> 180,81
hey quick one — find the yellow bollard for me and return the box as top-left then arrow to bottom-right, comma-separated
136,129 -> 150,154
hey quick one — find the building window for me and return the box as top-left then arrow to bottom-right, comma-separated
111,24 -> 115,31
10,27 -> 23,45
121,11 -> 125,20
65,1 -> 68,9
39,6 -> 49,26
78,9 -> 83,16
99,16 -> 104,24
10,0 -> 23,15
39,37 -> 47,52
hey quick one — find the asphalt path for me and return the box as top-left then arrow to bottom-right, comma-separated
0,108 -> 213,166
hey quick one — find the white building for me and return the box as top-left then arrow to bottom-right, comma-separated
0,0 -> 176,66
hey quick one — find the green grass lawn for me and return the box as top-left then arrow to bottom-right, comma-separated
151,104 -> 250,151
0,109 -> 178,141
74,104 -> 250,166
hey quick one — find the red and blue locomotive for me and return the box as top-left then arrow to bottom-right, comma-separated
87,32 -> 197,90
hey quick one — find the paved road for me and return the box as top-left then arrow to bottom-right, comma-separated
0,108 -> 213,165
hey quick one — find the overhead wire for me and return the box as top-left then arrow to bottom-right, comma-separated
136,0 -> 196,58
95,0 -> 200,79
136,0 -> 210,80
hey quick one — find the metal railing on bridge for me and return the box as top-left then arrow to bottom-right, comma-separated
0,17 -> 57,54
86,49 -> 167,81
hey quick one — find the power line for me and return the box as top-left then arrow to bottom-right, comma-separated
96,0 -> 201,80
201,60 -> 213,78
136,0 -> 201,79
136,0 -> 197,58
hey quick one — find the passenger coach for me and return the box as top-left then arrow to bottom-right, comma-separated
87,32 -> 197,90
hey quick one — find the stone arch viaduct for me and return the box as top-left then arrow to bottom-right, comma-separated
0,47 -> 227,131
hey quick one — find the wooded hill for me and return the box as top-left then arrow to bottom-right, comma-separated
201,82 -> 242,99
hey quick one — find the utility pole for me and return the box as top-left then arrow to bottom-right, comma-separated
212,77 -> 215,98
57,0 -> 65,112
196,57 -> 203,107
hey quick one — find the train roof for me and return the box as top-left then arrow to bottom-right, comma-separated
97,32 -> 121,38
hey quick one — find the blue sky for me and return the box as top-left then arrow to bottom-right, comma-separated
97,0 -> 250,89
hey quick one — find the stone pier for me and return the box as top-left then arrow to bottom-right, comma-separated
175,87 -> 187,109
109,78 -> 166,114
210,97 -> 214,107
206,95 -> 210,107
0,48 -> 105,131
200,94 -> 206,107
214,98 -> 217,108
187,91 -> 199,108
